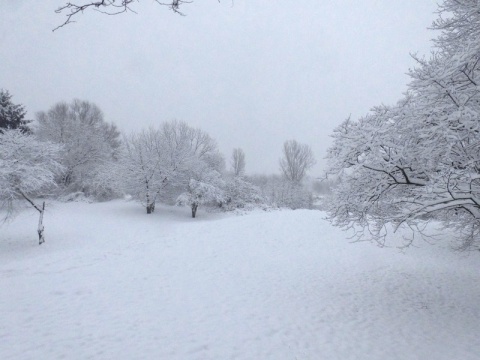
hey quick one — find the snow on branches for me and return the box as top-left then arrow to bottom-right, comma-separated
177,173 -> 225,218
35,99 -> 121,198
120,128 -> 168,214
326,0 -> 480,250
53,0 -> 194,31
0,130 -> 64,244
120,121 -> 224,214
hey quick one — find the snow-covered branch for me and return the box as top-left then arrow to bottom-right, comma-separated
326,2 -> 480,249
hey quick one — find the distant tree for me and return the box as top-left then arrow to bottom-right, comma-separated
279,140 -> 316,183
0,89 -> 31,133
120,128 -> 167,214
161,120 -> 223,172
231,148 -> 246,177
54,0 -> 196,30
312,177 -> 336,195
171,122 -> 226,217
222,175 -> 264,211
176,171 -> 225,218
159,120 -> 224,197
0,130 -> 63,244
248,173 -> 313,210
35,99 -> 121,197
277,179 -> 313,210
120,120 -> 224,214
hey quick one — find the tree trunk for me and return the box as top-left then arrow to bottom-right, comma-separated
191,203 -> 198,218
63,170 -> 73,186
38,201 -> 45,245
146,201 -> 155,214
18,190 -> 46,245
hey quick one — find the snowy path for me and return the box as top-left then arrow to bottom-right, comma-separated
1,201 -> 479,359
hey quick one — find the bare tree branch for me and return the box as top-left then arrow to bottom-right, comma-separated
53,0 -> 195,31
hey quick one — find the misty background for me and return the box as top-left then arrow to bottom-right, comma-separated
0,0 -> 437,175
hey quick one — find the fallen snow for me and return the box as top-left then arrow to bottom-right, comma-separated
0,200 -> 479,360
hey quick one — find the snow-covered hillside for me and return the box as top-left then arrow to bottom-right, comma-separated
1,201 -> 479,360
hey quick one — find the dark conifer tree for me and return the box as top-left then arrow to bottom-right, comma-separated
0,89 -> 31,133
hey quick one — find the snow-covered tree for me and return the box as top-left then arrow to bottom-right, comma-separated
167,122 -> 227,217
120,128 -> 167,214
0,89 -> 31,133
222,175 -> 264,211
35,99 -> 121,198
279,140 -> 316,183
176,171 -> 225,218
248,174 -> 312,210
231,148 -> 246,177
277,180 -> 313,210
157,120 -> 224,203
160,120 -> 218,180
0,130 -> 63,244
120,121 -> 224,214
431,0 -> 480,53
326,0 -> 480,250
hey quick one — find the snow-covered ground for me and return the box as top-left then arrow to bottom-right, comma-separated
1,200 -> 479,360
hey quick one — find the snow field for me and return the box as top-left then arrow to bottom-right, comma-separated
1,200 -> 479,359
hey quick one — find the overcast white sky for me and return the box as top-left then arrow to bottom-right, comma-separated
0,0 -> 438,176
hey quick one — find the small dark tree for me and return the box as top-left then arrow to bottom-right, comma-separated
0,89 -> 31,133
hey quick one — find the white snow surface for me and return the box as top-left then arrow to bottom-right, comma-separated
1,200 -> 479,360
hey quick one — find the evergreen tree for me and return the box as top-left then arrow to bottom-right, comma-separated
0,89 -> 31,133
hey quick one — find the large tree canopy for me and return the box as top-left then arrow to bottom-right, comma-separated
35,99 -> 121,195
120,120 -> 223,214
325,0 -> 480,250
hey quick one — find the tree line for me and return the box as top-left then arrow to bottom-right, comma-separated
0,91 -> 317,244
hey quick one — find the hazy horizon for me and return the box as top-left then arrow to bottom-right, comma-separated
0,0 -> 438,175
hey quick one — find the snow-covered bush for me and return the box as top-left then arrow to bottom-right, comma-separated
222,176 -> 265,211
276,180 -> 313,210
79,162 -> 123,201
249,174 -> 313,210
